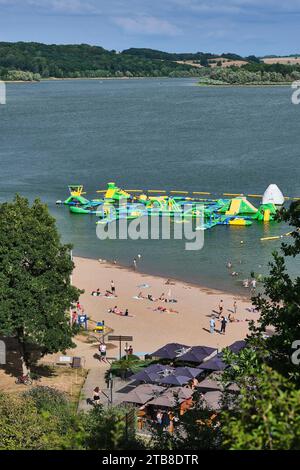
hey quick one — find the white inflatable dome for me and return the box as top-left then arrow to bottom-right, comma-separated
262,184 -> 285,205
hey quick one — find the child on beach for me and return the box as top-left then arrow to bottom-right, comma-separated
72,311 -> 78,325
110,280 -> 116,295
228,313 -> 235,322
210,317 -> 215,334
219,300 -> 224,317
91,288 -> 101,296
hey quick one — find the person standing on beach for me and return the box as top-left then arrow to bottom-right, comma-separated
210,317 -> 215,334
233,301 -> 237,315
219,300 -> 224,317
220,316 -> 227,335
99,342 -> 107,363
110,280 -> 115,296
133,258 -> 137,270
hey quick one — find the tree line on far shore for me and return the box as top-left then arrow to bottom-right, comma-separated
1,41 -> 300,83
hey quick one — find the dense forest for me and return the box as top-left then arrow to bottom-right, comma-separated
0,42 -> 204,80
0,42 -> 300,83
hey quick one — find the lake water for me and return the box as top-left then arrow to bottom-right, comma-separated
0,78 -> 299,292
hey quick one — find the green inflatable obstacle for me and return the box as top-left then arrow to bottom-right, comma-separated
252,203 -> 277,222
104,182 -> 131,202
218,197 -> 258,216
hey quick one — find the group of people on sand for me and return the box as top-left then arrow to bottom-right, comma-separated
209,299 -> 240,335
137,291 -> 177,303
71,301 -> 85,325
91,280 -> 117,298
210,315 -> 228,335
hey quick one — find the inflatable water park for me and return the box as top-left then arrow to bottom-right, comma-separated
57,182 -> 295,234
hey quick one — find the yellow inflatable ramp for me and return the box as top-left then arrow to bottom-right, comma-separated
264,209 -> 271,222
226,198 -> 241,215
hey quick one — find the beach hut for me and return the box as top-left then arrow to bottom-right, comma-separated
150,343 -> 190,360
199,354 -> 227,372
177,346 -> 217,364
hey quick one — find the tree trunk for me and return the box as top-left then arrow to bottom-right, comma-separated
17,333 -> 30,376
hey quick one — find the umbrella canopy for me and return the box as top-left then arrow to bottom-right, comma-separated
199,354 -> 227,371
120,384 -> 164,405
228,340 -> 247,354
202,391 -> 223,411
151,343 -> 190,360
226,382 -> 240,393
197,377 -> 222,392
130,364 -> 170,382
178,346 -> 217,363
148,387 -> 193,408
160,375 -> 191,386
173,366 -> 202,379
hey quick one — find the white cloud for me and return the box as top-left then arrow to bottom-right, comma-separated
114,15 -> 181,36
0,0 -> 101,14
167,0 -> 300,15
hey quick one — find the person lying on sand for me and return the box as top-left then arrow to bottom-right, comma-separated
154,306 -> 178,314
104,290 -> 117,298
148,294 -> 158,302
108,306 -> 122,314
91,288 -> 101,297
165,279 -> 175,285
108,306 -> 132,317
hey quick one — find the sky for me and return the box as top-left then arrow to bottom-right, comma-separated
0,0 -> 300,56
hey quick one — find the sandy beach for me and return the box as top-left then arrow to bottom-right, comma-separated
72,256 -> 259,357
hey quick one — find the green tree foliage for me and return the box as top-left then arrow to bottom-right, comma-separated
107,354 -> 152,380
0,391 -> 80,450
199,62 -> 300,85
24,386 -> 78,436
0,42 -> 203,80
250,201 -> 300,377
81,404 -> 143,450
0,196 -> 81,373
221,365 -> 300,450
220,202 -> 300,449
